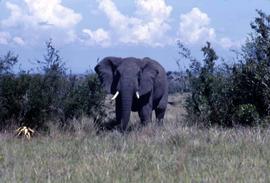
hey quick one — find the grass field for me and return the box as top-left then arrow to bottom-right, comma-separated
0,94 -> 270,182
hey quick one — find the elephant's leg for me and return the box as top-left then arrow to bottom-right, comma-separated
155,108 -> 166,126
115,99 -> 121,123
138,104 -> 153,126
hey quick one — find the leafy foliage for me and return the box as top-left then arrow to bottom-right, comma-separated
184,42 -> 231,126
0,51 -> 18,74
0,40 -> 105,131
184,10 -> 270,127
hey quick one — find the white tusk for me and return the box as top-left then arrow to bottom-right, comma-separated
136,91 -> 140,99
111,91 -> 119,100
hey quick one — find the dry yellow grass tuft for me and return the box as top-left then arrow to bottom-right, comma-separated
15,126 -> 35,140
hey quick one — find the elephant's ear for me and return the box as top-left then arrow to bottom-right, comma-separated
94,57 -> 122,94
139,58 -> 159,96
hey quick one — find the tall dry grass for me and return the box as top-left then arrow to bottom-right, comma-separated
0,94 -> 270,182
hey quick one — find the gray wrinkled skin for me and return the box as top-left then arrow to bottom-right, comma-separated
95,57 -> 168,131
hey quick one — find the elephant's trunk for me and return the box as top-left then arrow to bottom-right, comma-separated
119,81 -> 134,132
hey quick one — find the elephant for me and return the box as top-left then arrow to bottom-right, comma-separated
95,57 -> 168,131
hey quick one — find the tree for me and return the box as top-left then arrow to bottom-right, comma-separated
0,51 -> 18,74
185,42 -> 226,125
184,10 -> 270,126
0,40 -> 106,131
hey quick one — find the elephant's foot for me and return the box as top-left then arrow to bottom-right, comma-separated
102,120 -> 120,130
140,119 -> 152,127
120,121 -> 129,133
155,108 -> 166,126
156,119 -> 164,126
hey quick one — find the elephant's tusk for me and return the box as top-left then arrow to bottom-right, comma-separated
136,91 -> 140,99
111,91 -> 119,100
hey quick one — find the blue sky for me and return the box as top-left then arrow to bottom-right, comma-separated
0,0 -> 270,73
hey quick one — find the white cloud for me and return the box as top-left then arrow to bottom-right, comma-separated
1,0 -> 82,45
135,0 -> 171,21
25,0 -> 82,28
177,7 -> 243,49
0,32 -> 11,45
0,32 -> 25,46
1,2 -> 22,27
97,0 -> 172,47
2,0 -> 82,29
178,7 -> 216,44
82,28 -> 111,47
219,37 -> 242,49
66,30 -> 78,43
13,36 -> 25,45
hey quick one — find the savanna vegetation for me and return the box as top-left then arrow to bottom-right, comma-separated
0,40 -> 106,132
183,10 -> 270,127
0,10 -> 270,182
1,115 -> 270,182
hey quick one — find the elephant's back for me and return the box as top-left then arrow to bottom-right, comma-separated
142,57 -> 166,76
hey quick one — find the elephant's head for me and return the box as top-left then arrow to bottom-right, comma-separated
94,57 -> 158,130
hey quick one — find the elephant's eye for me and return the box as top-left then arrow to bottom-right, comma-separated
137,72 -> 141,84
114,70 -> 120,77
138,71 -> 142,79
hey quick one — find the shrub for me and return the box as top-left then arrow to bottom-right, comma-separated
232,10 -> 270,117
184,42 -> 232,126
62,73 -> 106,127
183,10 -> 270,127
0,51 -> 18,74
233,104 -> 260,126
0,40 -> 106,131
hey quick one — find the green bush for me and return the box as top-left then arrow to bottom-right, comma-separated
233,104 -> 259,126
0,40 -> 106,131
184,42 -> 232,126
63,73 -> 106,127
183,10 -> 270,127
